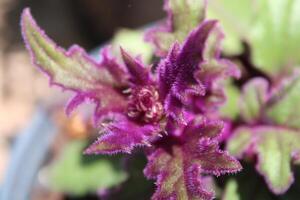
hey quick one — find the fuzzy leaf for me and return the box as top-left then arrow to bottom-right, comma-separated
159,20 -> 239,123
49,140 -> 127,196
145,118 -> 242,200
240,78 -> 269,124
21,8 -> 128,117
228,126 -> 300,194
84,114 -> 159,154
146,0 -> 206,56
207,0 -> 300,76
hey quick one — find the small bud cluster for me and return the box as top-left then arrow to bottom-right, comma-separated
127,86 -> 164,123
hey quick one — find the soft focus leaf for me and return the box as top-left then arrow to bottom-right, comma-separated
240,78 -> 269,124
146,0 -> 206,56
145,118 -> 241,200
227,127 -> 252,158
207,0 -> 253,55
207,0 -> 300,76
267,72 -> 300,129
249,0 -> 300,76
219,81 -> 240,120
222,179 -> 239,200
229,126 -> 300,194
49,140 -> 127,196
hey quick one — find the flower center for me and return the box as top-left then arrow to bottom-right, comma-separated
127,86 -> 164,123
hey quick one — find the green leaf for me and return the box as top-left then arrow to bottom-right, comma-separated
207,0 -> 253,55
229,126 -> 300,194
227,127 -> 252,158
223,179 -> 240,200
267,73 -> 300,129
240,78 -> 268,124
250,0 -> 300,76
207,0 -> 300,77
48,140 -> 127,196
111,29 -> 153,63
21,9 -> 128,117
21,8 -> 123,91
219,81 -> 240,120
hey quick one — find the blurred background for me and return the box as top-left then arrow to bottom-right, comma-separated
0,0 -> 164,199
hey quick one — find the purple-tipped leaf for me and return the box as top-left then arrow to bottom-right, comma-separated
228,126 -> 300,194
21,8 -> 128,118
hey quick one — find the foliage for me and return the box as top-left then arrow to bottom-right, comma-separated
20,0 -> 300,199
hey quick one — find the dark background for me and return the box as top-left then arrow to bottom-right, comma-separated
5,0 -> 164,51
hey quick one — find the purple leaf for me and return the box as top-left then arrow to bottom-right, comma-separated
158,20 -> 239,122
145,117 -> 242,200
120,47 -> 152,86
85,114 -> 159,154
